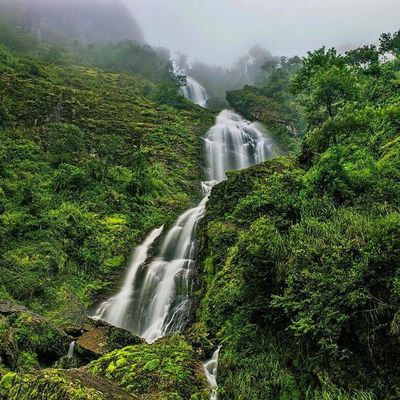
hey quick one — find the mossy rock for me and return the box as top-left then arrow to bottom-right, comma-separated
0,301 -> 71,371
0,369 -> 135,400
75,317 -> 143,361
87,334 -> 210,399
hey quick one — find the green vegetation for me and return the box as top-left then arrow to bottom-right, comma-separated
0,5 -> 399,399
0,369 -> 135,400
0,40 -> 213,326
0,335 -> 209,399
196,34 -> 400,399
0,301 -> 71,372
87,335 -> 209,399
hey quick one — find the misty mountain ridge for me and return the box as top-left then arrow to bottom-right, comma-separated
0,0 -> 145,44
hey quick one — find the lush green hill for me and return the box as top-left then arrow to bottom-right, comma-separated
195,38 -> 400,399
0,44 -> 213,327
0,14 -> 399,400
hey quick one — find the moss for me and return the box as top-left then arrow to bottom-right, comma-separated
0,369 -> 135,400
87,335 -> 209,399
0,301 -> 71,371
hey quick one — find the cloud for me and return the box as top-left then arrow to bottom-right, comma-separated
123,0 -> 399,65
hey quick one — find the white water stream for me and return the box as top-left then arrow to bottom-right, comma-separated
67,340 -> 75,358
204,347 -> 221,400
181,76 -> 208,107
92,76 -> 273,398
93,226 -> 164,331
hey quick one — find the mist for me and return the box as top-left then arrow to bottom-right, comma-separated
124,0 -> 400,66
0,0 -> 144,44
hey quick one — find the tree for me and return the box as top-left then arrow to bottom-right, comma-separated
291,48 -> 356,122
346,45 -> 379,67
379,30 -> 400,56
345,45 -> 381,76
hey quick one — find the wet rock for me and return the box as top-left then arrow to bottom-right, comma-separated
75,317 -> 143,361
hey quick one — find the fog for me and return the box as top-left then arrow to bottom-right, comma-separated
0,0 -> 144,44
124,0 -> 400,65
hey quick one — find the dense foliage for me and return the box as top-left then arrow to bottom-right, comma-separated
196,36 -> 400,399
0,42 -> 213,326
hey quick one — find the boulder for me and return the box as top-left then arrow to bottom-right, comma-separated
0,301 -> 72,370
75,317 -> 143,361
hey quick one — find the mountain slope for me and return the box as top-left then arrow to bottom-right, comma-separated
195,42 -> 400,399
0,44 -> 213,327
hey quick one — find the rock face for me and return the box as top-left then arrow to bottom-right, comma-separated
0,301 -> 72,370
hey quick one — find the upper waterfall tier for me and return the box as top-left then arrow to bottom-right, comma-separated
181,76 -> 208,107
205,110 -> 273,182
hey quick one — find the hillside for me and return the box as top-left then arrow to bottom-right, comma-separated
0,44 -> 213,328
195,42 -> 400,399
0,8 -> 399,400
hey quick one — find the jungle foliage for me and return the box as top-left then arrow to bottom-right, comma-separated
196,33 -> 400,399
0,37 -> 213,327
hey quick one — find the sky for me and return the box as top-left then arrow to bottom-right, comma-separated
123,0 -> 400,66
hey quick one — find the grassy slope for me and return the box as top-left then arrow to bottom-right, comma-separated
0,45 -> 214,326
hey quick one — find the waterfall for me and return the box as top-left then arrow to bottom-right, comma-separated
205,109 -> 273,181
67,341 -> 75,358
181,76 -> 208,107
204,347 -> 221,400
137,192 -> 210,342
92,109 -> 272,345
92,226 -> 164,329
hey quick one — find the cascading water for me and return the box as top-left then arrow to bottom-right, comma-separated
204,347 -> 221,400
181,76 -> 208,107
92,226 -> 164,330
91,105 -> 273,396
205,109 -> 273,181
67,341 -> 75,358
92,191 -> 210,343
93,109 -> 273,344
135,192 -> 210,342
